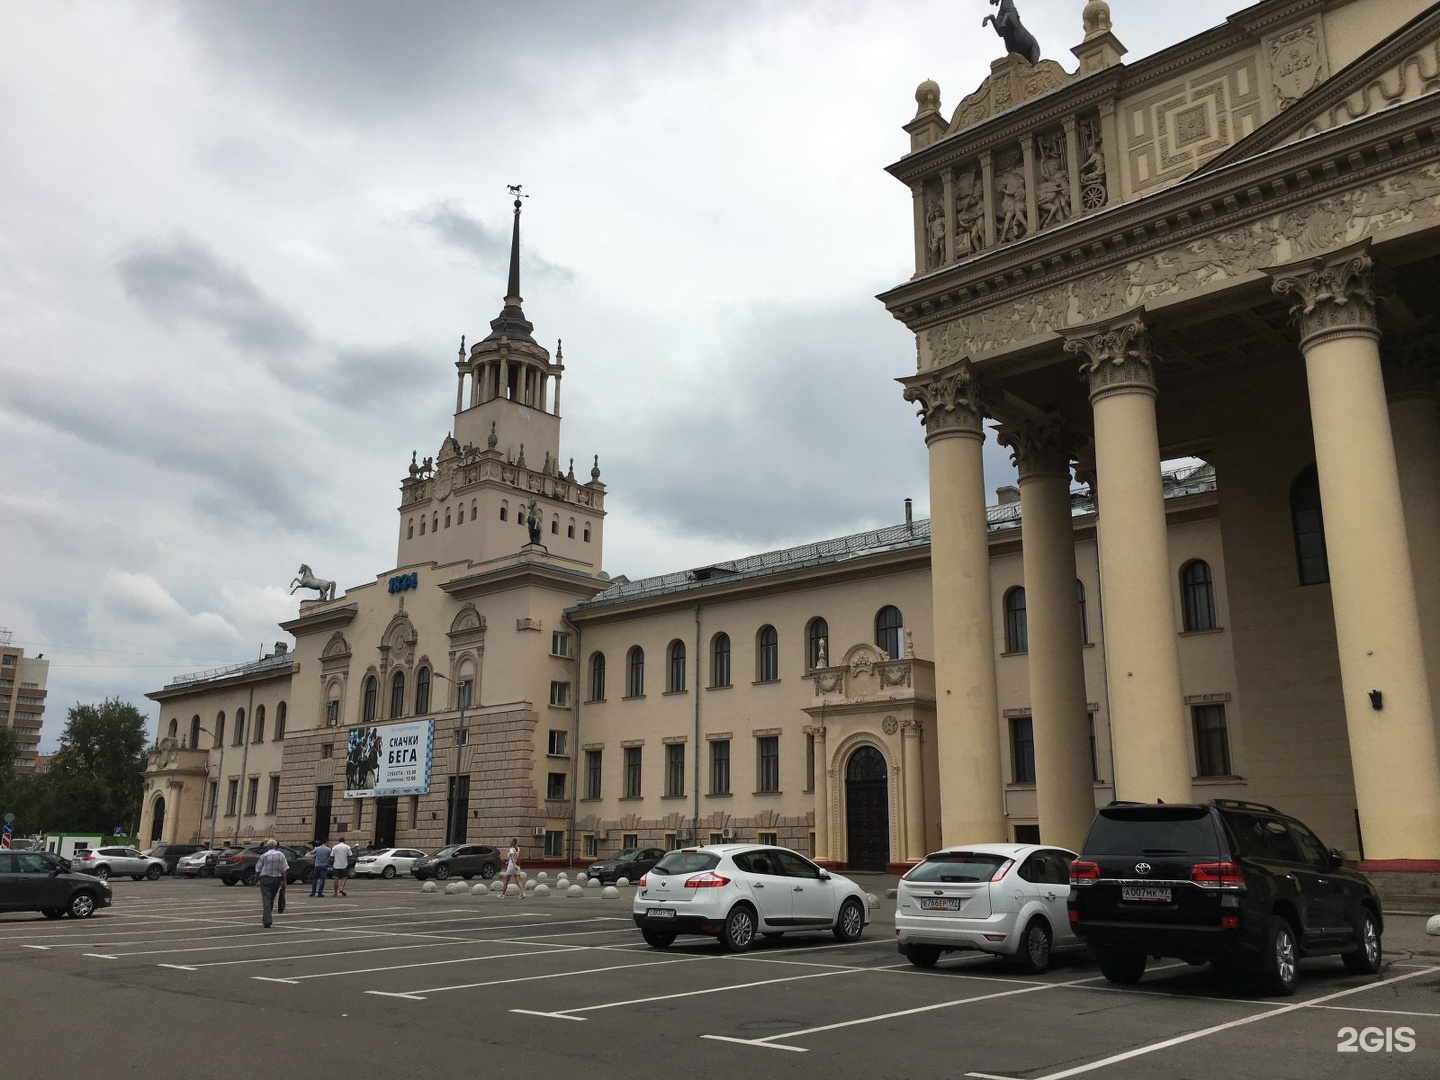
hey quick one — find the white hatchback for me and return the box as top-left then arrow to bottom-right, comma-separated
895,843 -> 1080,972
352,847 -> 428,879
633,845 -> 869,951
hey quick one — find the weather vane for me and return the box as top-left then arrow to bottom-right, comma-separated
508,183 -> 527,209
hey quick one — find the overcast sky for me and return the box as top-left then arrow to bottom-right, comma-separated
1,1 -> 1244,748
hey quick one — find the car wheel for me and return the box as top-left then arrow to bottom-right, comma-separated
241,870 -> 259,887
905,943 -> 942,969
146,865 -> 163,880
1014,918 -> 1053,974
1262,916 -> 1300,996
480,862 -> 496,880
720,905 -> 757,952
222,877 -> 237,886
380,865 -> 396,879
42,909 -> 65,919
301,868 -> 313,884
642,927 -> 677,948
201,867 -> 213,878
93,866 -> 109,882
1343,908 -> 1382,975
1099,951 -> 1147,985
833,897 -> 865,942
435,863 -> 451,880
68,892 -> 97,919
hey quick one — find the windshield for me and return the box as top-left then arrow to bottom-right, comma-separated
613,849 -> 641,860
1085,807 -> 1221,856
906,852 -> 1011,883
429,846 -> 458,858
651,851 -> 720,876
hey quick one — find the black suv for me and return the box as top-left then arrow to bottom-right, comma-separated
1067,800 -> 1382,995
145,843 -> 205,874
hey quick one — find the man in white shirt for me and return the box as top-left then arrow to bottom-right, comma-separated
255,839 -> 289,928
330,838 -> 353,897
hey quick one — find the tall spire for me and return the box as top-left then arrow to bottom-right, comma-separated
483,184 -> 536,344
505,183 -> 524,303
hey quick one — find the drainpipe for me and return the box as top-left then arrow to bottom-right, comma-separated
564,612 -> 580,869
693,603 -> 702,841
233,683 -> 255,845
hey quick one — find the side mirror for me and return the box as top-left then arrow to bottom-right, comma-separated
818,869 -> 831,880
1327,847 -> 1345,870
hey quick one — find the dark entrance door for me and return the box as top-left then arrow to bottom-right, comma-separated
150,797 -> 165,842
314,785 -> 333,843
845,746 -> 889,871
375,797 -> 398,848
446,776 -> 470,845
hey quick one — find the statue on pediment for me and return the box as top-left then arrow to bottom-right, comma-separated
983,0 -> 1040,65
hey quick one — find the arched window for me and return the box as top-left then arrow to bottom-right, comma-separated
757,625 -> 779,682
583,525 -> 591,542
627,647 -> 645,697
407,519 -> 414,539
214,712 -> 225,746
275,702 -> 287,740
415,667 -> 431,714
444,509 -> 451,528
1181,560 -> 1218,632
500,505 -> 508,522
590,653 -> 606,702
1004,587 -> 1028,653
875,605 -> 904,658
711,633 -> 731,688
420,517 -> 426,535
189,715 -> 201,749
167,717 -> 178,739
567,521 -> 575,538
668,640 -> 687,693
233,708 -> 246,746
432,513 -> 438,532
1077,579 -> 1089,645
253,705 -> 265,744
807,617 -> 829,670
550,518 -> 558,534
1290,464 -> 1329,585
363,675 -> 378,723
471,501 -> 477,521
390,670 -> 406,718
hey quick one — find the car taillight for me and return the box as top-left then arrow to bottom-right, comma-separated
990,859 -> 1015,882
1192,862 -> 1246,889
81,853 -> 94,861
636,875 -> 647,887
1070,860 -> 1100,885
1220,914 -> 1240,929
684,872 -> 731,889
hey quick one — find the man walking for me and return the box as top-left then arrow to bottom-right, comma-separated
309,840 -> 332,897
330,837 -> 353,897
255,839 -> 288,928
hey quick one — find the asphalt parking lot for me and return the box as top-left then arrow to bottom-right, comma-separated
2,874 -> 1437,1080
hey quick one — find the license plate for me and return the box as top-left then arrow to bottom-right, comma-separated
1121,886 -> 1171,902
918,897 -> 961,911
645,907 -> 676,920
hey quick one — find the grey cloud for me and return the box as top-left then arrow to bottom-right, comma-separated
331,344 -> 439,416
414,201 -> 576,286
116,235 -> 313,366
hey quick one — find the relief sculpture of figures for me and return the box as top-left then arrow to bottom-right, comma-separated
995,157 -> 1027,242
925,197 -> 947,268
290,564 -> 336,602
1035,133 -> 1070,228
954,167 -> 985,255
982,0 -> 1040,65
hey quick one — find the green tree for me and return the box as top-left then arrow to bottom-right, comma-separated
43,699 -> 150,834
0,724 -> 19,789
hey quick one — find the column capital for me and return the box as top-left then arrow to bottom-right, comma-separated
1266,240 -> 1378,350
802,724 -> 827,739
997,415 -> 1078,481
1062,309 -> 1158,403
899,718 -> 923,738
1381,326 -> 1440,400
899,358 -> 996,441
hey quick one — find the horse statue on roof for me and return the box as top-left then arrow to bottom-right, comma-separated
983,0 -> 1040,65
290,564 -> 336,602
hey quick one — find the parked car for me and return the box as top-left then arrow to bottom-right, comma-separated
143,843 -> 206,875
410,844 -> 502,881
1068,799 -> 1384,996
175,849 -> 224,877
633,844 -> 869,951
895,843 -> 1080,972
287,850 -> 315,885
353,848 -> 428,879
588,847 -> 666,884
0,849 -> 112,918
214,844 -> 308,886
73,846 -> 166,882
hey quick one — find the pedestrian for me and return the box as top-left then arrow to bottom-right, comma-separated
255,838 -> 288,928
500,838 -> 525,898
310,839 -> 332,897
330,837 -> 353,896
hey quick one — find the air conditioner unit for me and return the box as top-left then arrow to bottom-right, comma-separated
532,826 -> 545,837
720,827 -> 735,841
596,829 -> 608,841
675,828 -> 692,842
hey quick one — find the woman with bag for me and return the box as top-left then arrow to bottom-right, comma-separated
500,838 -> 525,898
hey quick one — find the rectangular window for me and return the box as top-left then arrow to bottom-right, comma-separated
585,749 -> 602,799
546,772 -> 567,801
708,832 -> 724,845
622,832 -> 638,849
548,729 -> 568,756
225,779 -> 239,816
207,780 -> 218,817
456,727 -> 469,747
325,700 -> 339,727
551,631 -> 571,657
624,746 -> 642,798
758,831 -> 778,846
1088,713 -> 1100,782
457,679 -> 474,709
544,831 -> 564,858
1010,716 -> 1035,784
583,833 -> 597,858
245,777 -> 259,816
665,743 -> 685,798
1192,705 -> 1232,777
710,739 -> 730,795
549,681 -> 570,707
266,775 -> 281,815
805,732 -> 815,792
321,743 -> 334,759
757,736 -> 779,793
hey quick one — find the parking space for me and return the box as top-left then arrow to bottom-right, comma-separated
2,877 -> 1437,1080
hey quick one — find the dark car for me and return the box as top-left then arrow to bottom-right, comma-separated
0,849 -> 113,919
214,844 -> 309,886
410,844 -> 501,881
1068,799 -> 1383,995
587,847 -> 666,884
144,843 -> 205,874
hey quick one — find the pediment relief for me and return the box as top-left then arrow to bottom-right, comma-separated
448,604 -> 486,642
812,642 -> 915,700
950,55 -> 1071,132
321,632 -> 351,660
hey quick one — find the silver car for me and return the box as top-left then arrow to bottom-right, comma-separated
175,849 -> 223,877
73,846 -> 166,881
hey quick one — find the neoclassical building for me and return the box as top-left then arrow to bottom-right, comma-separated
883,0 -> 1440,867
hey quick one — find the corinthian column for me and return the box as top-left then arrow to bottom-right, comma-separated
899,358 -> 1005,843
1063,311 -> 1191,804
1268,243 -> 1440,864
998,417 -> 1094,851
900,719 -> 926,860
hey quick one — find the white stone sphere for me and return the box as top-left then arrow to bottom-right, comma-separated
567,884 -> 584,898
556,875 -> 569,887
587,876 -> 602,888
1427,913 -> 1440,936
601,885 -> 620,899
615,876 -> 630,888
420,880 -> 438,893
502,882 -> 520,896
575,872 -> 588,884
532,883 -> 550,897
535,871 -> 548,884
471,882 -> 489,895
445,881 -> 468,894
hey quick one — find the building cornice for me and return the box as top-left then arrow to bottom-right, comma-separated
441,560 -> 608,603
147,661 -> 296,702
279,602 -> 359,637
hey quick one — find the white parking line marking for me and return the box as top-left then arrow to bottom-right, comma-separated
962,965 -> 1440,1080
1295,1002 -> 1440,1019
82,954 -> 118,960
157,964 -> 198,971
365,955 -> 706,1001
260,944 -> 585,981
697,1037 -> 807,1053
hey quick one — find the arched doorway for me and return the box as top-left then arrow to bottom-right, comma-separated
844,745 -> 889,871
150,796 -> 166,843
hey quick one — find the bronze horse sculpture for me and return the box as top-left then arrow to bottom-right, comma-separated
983,0 -> 1040,65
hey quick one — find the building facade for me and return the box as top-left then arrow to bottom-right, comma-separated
1,628 -> 49,772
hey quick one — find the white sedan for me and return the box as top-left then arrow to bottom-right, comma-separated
351,847 -> 428,879
895,843 -> 1080,972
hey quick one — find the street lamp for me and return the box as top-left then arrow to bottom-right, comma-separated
196,726 -> 225,851
431,671 -> 471,846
